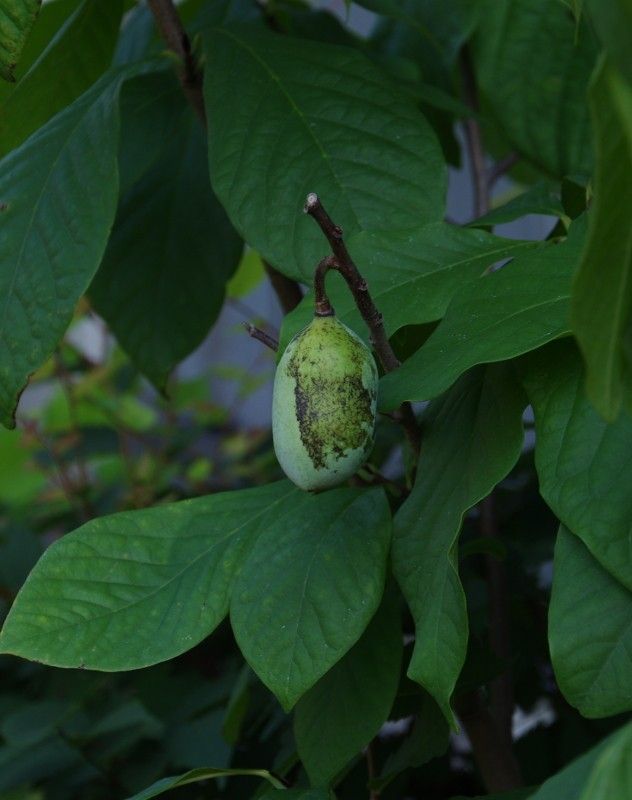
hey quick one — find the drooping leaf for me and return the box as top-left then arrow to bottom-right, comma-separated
473,0 -> 598,178
294,587 -> 402,785
549,527 -> 632,717
279,223 -> 538,352
393,364 -> 526,725
0,0 -> 124,156
203,26 -> 446,282
90,70 -> 242,390
0,481 -> 298,669
230,487 -> 391,710
522,339 -> 632,591
572,59 -> 632,420
379,221 -> 586,410
123,767 -> 286,800
0,0 -> 41,82
0,64 -> 150,429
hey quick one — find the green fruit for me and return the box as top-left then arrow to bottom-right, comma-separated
272,314 -> 378,491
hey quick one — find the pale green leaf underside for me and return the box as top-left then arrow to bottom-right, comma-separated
204,26 -> 446,282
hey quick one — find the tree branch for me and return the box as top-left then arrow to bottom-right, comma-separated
454,689 -> 523,793
459,47 -> 489,219
488,152 -> 519,188
243,322 -> 279,352
147,0 -> 206,125
304,193 -> 420,458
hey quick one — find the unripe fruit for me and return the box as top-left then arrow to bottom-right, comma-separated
272,314 -> 378,491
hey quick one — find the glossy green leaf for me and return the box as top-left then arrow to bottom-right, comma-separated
294,588 -> 402,785
572,60 -> 632,420
279,224 -> 537,351
469,183 -> 564,228
580,720 -> 632,800
379,222 -> 586,410
0,0 -> 123,156
0,65 -> 148,429
473,0 -> 598,177
0,0 -> 41,81
393,365 -> 525,725
522,340 -> 632,591
528,723 -> 631,800
124,767 -> 286,800
90,71 -> 242,390
0,481 -> 298,669
203,26 -> 446,282
230,487 -> 391,710
550,527 -> 632,717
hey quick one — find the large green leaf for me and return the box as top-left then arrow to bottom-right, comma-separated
550,527 -> 632,717
0,0 -> 41,81
0,0 -> 123,156
473,0 -> 598,178
0,481 -> 298,669
572,60 -> 632,420
528,722 -> 632,800
124,767 -> 286,800
230,487 -> 391,710
587,0 -> 632,85
522,340 -> 632,591
0,64 -> 149,429
393,365 -> 525,725
294,588 -> 402,785
203,26 -> 446,282
379,222 -> 586,410
579,720 -> 632,800
279,224 -> 538,351
90,71 -> 242,390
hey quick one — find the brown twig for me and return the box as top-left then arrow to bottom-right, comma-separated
454,689 -> 523,793
459,47 -> 489,219
304,193 -> 421,458
481,494 -> 515,748
243,322 -> 279,352
488,152 -> 519,188
147,0 -> 206,124
456,45 -> 523,792
263,260 -> 304,314
365,742 -> 379,800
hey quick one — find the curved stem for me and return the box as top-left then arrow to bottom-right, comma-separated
304,193 -> 420,458
314,256 -> 336,316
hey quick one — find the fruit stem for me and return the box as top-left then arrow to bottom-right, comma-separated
313,256 -> 336,316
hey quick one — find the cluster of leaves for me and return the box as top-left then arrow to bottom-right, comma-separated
0,1 -> 630,799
